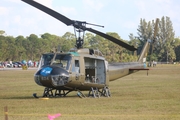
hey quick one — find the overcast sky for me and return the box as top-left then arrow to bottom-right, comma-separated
0,0 -> 180,40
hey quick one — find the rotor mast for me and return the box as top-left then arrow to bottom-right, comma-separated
73,21 -> 104,49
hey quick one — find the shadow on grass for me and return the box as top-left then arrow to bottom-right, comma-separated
0,96 -> 35,99
0,94 -> 84,99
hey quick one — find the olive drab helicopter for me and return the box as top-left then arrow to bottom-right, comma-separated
21,0 -> 157,98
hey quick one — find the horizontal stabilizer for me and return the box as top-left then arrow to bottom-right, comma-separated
129,68 -> 149,71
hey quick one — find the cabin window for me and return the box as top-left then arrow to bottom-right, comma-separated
71,60 -> 80,73
75,60 -> 80,73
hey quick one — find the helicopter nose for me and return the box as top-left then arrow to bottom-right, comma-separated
51,67 -> 69,86
34,66 -> 69,87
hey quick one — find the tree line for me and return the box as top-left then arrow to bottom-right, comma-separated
0,16 -> 180,63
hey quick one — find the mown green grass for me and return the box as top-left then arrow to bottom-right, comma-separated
0,64 -> 180,120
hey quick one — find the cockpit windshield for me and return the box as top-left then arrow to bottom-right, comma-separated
39,53 -> 72,71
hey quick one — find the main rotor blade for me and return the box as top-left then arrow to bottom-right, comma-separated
86,28 -> 137,51
21,0 -> 73,26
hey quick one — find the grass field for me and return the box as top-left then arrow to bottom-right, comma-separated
0,64 -> 180,120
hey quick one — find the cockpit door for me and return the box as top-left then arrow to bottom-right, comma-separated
71,57 -> 81,81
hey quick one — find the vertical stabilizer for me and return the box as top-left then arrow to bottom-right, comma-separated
138,41 -> 150,63
138,18 -> 159,63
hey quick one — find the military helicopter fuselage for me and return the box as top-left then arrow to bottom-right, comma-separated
35,48 -> 108,91
35,49 -> 108,90
35,48 -> 144,92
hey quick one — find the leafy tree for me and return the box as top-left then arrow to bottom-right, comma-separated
84,33 -> 95,48
26,34 -> 39,60
136,19 -> 155,62
41,33 -> 59,52
61,32 -> 76,51
128,33 -> 140,61
104,32 -> 124,62
174,37 -> 180,62
2,36 -> 16,61
0,35 -> 8,60
15,36 -> 26,61
0,16 -> 178,63
0,30 -> 5,36
156,16 -> 176,62
137,19 -> 153,45
136,16 -> 176,62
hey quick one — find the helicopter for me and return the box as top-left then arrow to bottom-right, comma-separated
21,0 -> 157,98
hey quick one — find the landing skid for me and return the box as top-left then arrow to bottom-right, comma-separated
101,86 -> 111,97
33,86 -> 111,98
33,87 -> 73,98
88,87 -> 100,98
43,87 -> 73,97
88,86 -> 111,98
